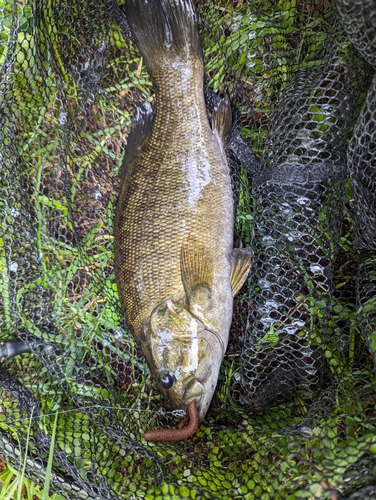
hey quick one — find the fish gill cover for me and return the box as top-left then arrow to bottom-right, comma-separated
0,0 -> 375,499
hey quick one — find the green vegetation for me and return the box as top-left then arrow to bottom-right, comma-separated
199,0 -> 330,153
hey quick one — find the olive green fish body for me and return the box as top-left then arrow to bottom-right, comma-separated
115,0 -> 252,421
117,75 -> 233,338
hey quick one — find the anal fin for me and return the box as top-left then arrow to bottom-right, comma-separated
230,247 -> 253,296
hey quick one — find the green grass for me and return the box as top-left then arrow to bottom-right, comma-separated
198,0 -> 330,154
0,464 -> 62,500
0,410 -> 64,500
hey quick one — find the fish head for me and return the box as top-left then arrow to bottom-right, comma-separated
145,297 -> 223,421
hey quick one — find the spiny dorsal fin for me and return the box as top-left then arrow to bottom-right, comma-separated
230,247 -> 253,296
121,102 -> 154,181
212,95 -> 232,146
180,240 -> 213,310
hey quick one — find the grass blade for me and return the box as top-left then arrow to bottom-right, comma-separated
42,411 -> 58,500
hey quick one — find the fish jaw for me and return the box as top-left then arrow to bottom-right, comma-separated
155,356 -> 222,422
182,363 -> 222,422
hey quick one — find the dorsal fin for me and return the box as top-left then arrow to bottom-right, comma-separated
212,95 -> 232,146
121,102 -> 154,181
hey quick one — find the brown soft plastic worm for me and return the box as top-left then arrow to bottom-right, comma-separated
144,400 -> 199,442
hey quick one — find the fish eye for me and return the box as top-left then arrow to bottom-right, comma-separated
159,371 -> 175,389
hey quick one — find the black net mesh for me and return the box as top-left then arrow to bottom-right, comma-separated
0,0 -> 375,498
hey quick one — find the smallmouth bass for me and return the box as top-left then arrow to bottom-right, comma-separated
114,0 -> 252,431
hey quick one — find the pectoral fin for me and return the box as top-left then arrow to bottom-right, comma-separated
180,242 -> 213,311
230,247 -> 253,296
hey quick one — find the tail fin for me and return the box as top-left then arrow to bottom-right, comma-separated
126,0 -> 202,72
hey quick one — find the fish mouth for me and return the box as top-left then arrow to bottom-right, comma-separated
182,379 -> 205,418
183,379 -> 214,422
183,379 -> 205,407
181,331 -> 224,421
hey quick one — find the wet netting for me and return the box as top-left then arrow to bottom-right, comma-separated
0,0 -> 375,498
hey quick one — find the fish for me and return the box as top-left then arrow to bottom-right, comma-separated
114,0 -> 252,438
